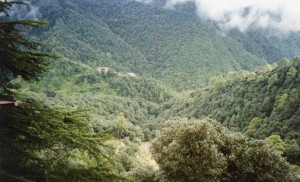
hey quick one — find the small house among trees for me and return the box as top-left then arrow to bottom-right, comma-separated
97,67 -> 110,74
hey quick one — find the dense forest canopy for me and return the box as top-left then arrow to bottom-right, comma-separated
24,0 -> 300,90
157,58 -> 300,166
150,118 -> 296,182
1,0 -> 300,181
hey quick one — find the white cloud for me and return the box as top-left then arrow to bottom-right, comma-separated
166,0 -> 300,33
165,0 -> 194,8
135,0 -> 154,4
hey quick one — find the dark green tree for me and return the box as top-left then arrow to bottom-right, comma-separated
0,2 -> 51,87
0,1 -> 121,181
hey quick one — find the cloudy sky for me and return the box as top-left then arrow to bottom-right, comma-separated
140,0 -> 300,34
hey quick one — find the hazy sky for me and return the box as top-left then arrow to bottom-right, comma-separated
141,0 -> 300,34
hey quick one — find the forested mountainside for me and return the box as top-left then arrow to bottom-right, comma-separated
2,0 -> 300,181
19,65 -> 171,142
27,0 -> 300,90
157,57 -> 300,165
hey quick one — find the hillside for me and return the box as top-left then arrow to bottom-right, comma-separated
2,0 -> 300,180
157,57 -> 300,165
27,0 -> 300,167
26,0 -> 299,90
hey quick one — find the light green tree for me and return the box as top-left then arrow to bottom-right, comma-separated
116,113 -> 130,139
268,73 -> 279,88
287,66 -> 297,79
247,117 -> 261,136
275,93 -> 289,109
266,135 -> 286,155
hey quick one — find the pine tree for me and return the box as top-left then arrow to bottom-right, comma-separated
0,1 -> 122,181
0,2 -> 51,87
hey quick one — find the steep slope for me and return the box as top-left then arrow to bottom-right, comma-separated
24,0 -> 300,162
35,0 -> 150,74
27,0 -> 300,90
10,0 -> 300,177
19,60 -> 170,142
95,0 -> 267,90
76,0 -> 300,87
228,29 -> 300,63
24,0 -> 300,159
26,0 -> 268,90
157,57 -> 300,165
18,0 -> 175,145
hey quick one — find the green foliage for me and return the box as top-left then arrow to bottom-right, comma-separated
268,73 -> 279,87
27,0 -> 292,90
291,165 -> 300,176
126,166 -> 159,182
2,1 -> 300,180
0,1 -> 121,181
115,113 -> 131,139
0,101 -> 122,181
114,138 -> 151,175
0,13 -> 53,85
158,58 -> 300,165
266,135 -> 286,155
287,66 -> 297,79
247,117 -> 261,136
151,118 -> 297,182
274,93 -> 289,109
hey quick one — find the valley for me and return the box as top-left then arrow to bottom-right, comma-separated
1,0 -> 300,181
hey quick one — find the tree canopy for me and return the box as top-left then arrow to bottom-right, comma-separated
150,118 -> 297,182
1,1 -> 299,181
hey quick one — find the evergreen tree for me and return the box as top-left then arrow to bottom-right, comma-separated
0,1 -> 51,87
0,1 -> 121,181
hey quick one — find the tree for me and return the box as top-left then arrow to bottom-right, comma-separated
115,113 -> 130,139
274,93 -> 289,109
247,117 -> 261,136
0,106 -> 122,181
287,67 -> 297,80
0,2 -> 52,87
266,135 -> 286,155
268,73 -> 279,88
0,1 -> 121,181
151,118 -> 297,182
